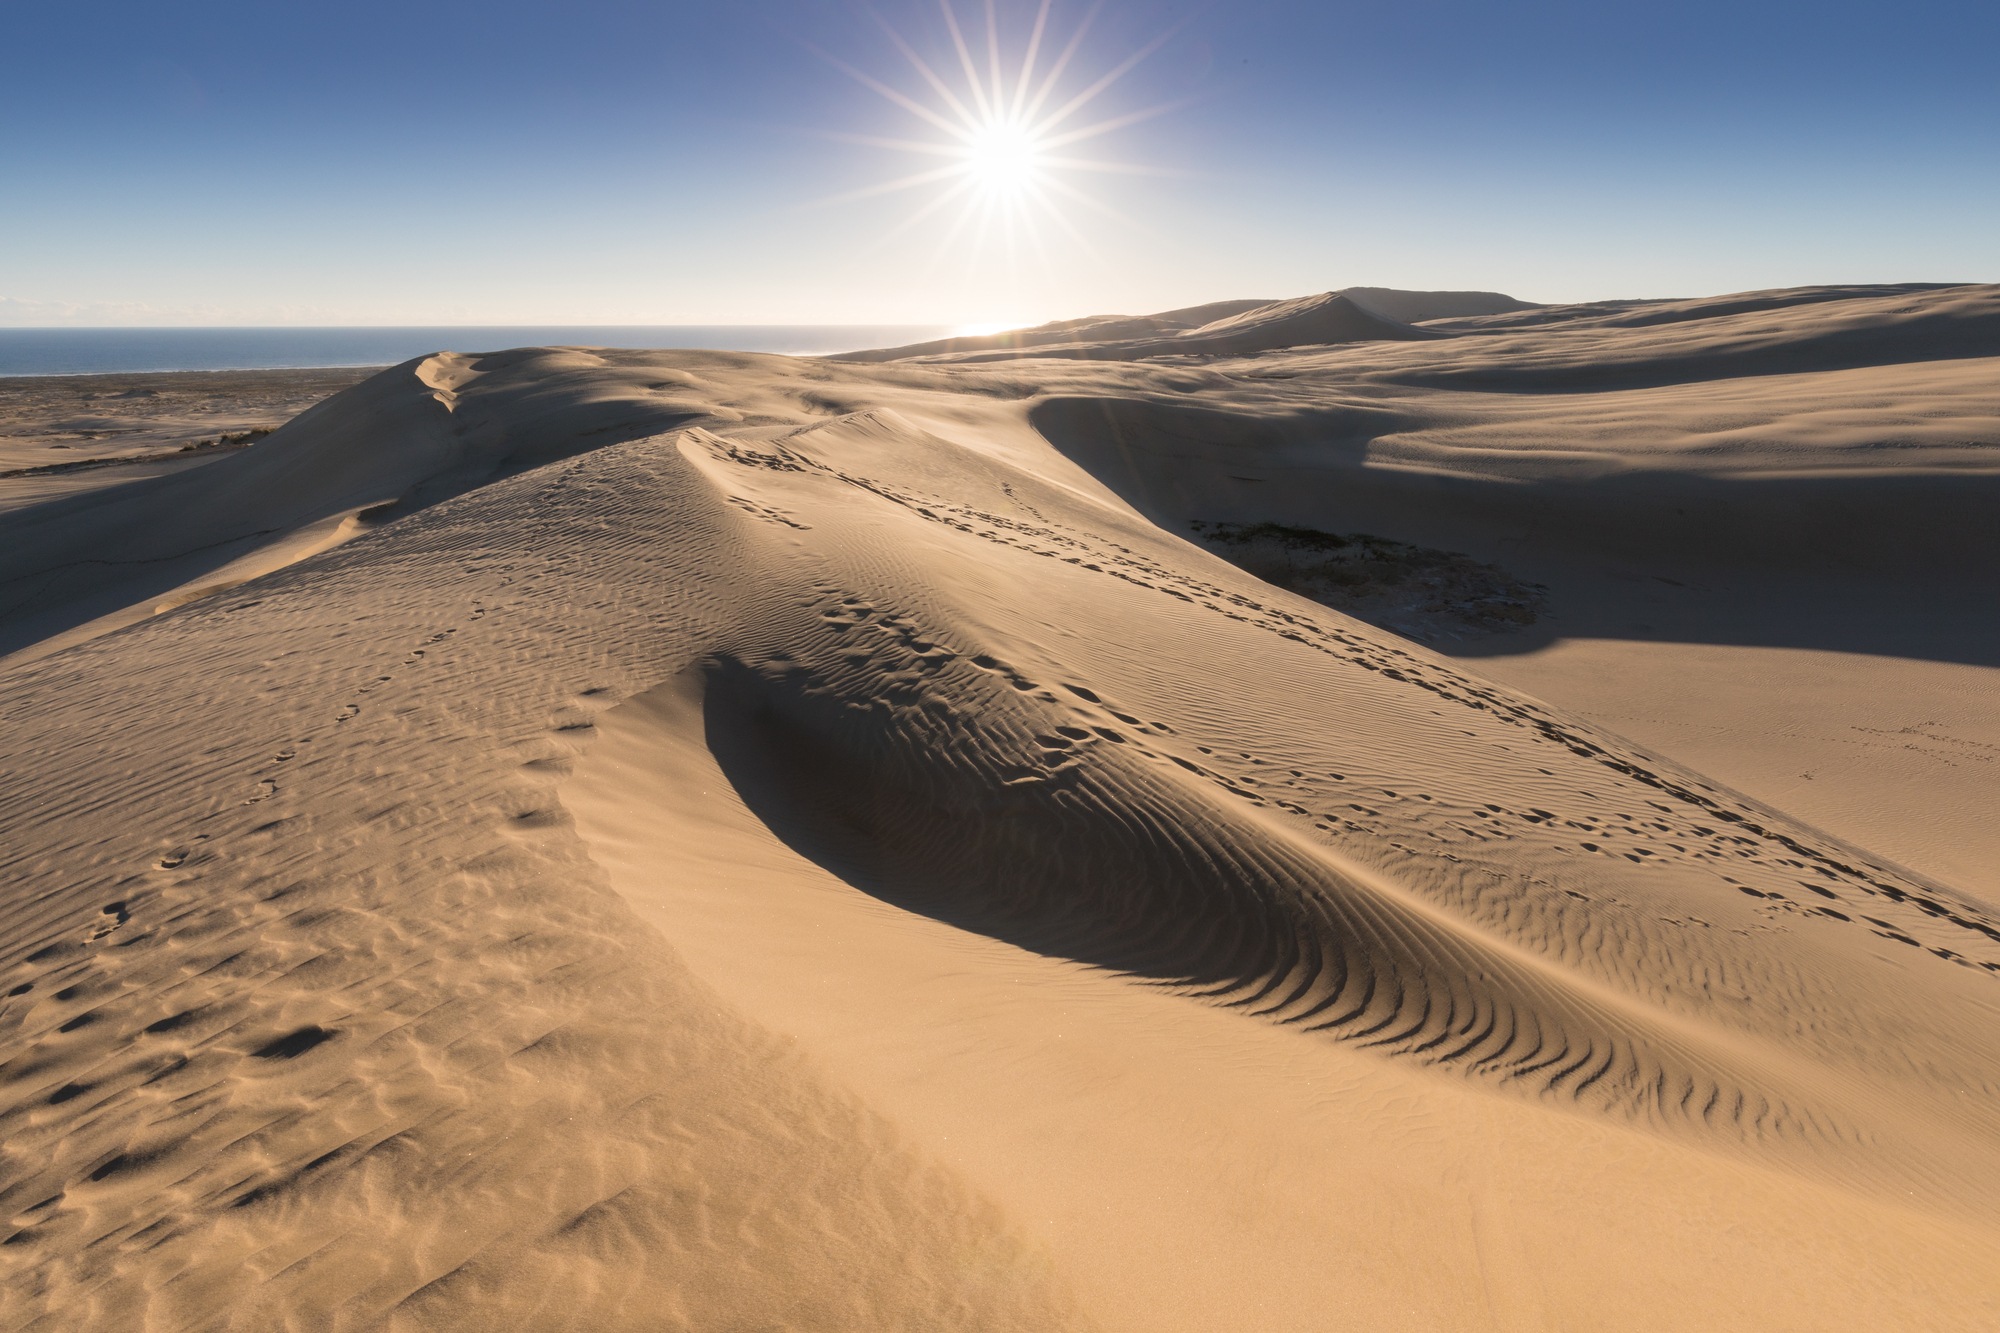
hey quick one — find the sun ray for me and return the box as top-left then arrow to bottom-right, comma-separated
984,0 -> 1006,116
812,160 -> 974,208
870,11 -> 981,133
832,177 -> 982,281
1014,0 -> 1056,112
812,130 -> 969,157
964,191 -> 998,260
939,2 -> 995,123
1040,154 -> 1189,177
926,188 -> 988,268
815,0 -> 1180,280
1037,98 -> 1192,151
816,46 -> 971,141
1020,1 -> 1101,126
1032,170 -> 1147,230
1030,17 -> 1189,137
1019,187 -> 1061,268
1022,177 -> 1101,258
867,175 -> 981,250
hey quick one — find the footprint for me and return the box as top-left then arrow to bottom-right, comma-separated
88,902 -> 130,941
968,654 -> 1038,692
154,833 -> 208,870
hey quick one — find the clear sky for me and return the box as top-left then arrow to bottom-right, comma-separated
3,0 -> 1995,326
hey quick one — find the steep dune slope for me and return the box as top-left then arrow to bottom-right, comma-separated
1402,282 -> 2000,386
916,292 -> 1437,364
1338,286 -> 1539,322
837,288 -> 1464,364
4,306 -> 1999,1328
1011,285 -> 2000,894
832,297 -> 1275,362
647,411 -> 2000,1129
0,349 -> 733,663
1427,281 -> 1963,331
1165,292 -> 1439,355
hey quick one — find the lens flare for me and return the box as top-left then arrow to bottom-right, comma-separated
815,0 -> 1185,273
965,119 -> 1043,195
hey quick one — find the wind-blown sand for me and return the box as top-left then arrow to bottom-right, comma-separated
2,285 -> 1998,1329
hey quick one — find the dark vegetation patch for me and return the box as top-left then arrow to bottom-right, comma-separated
0,428 -> 271,479
1190,520 -> 1546,641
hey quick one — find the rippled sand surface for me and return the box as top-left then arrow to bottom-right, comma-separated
4,285 -> 1998,1329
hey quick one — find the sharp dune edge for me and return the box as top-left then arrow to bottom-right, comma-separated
3,286 -> 2000,1330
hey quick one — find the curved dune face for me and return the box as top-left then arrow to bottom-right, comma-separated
563,399 -> 2000,1326
597,415 -> 2000,1150
696,645 -> 1820,1136
5,294 -> 2000,1330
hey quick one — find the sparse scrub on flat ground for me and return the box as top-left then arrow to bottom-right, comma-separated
179,428 -> 272,451
1190,519 -> 1547,639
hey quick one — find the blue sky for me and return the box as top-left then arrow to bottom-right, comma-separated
2,0 -> 1994,325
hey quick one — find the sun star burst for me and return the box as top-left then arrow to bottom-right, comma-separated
817,0 -> 1184,274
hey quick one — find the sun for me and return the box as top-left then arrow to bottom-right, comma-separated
815,1 -> 1182,267
964,118 -> 1045,196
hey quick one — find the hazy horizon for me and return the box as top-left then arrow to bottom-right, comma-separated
3,281 -> 1988,334
5,0 -> 1996,329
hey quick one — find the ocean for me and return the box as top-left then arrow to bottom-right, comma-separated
0,326 -> 950,377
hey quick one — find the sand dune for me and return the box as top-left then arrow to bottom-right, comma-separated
837,285 -> 1512,363
836,296 -> 1274,361
3,286 -> 1999,1328
1151,291 -> 1438,357
1336,285 -> 1538,323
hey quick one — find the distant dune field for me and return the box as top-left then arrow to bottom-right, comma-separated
3,284 -> 1998,1330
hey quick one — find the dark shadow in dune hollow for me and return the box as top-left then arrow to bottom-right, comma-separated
694,653 -> 1334,1003
691,656 -> 1846,1133
1031,396 -> 2000,670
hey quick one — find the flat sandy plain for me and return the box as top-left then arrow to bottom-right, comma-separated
0,369 -> 377,514
2,285 -> 1998,1330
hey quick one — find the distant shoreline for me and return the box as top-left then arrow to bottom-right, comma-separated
0,325 -> 951,377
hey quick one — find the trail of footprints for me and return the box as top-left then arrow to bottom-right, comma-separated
813,591 -> 1184,781
1,440 -> 1085,1309
150,621 -> 474,864
11,427 -> 1975,1199
0,600 -> 506,1075
0,456 -> 696,1285
725,495 -> 811,530
729,427 -> 2000,983
930,495 -> 1997,972
784,584 -> 1873,1144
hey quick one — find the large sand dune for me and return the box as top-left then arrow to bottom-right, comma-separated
3,286 -> 1998,1329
